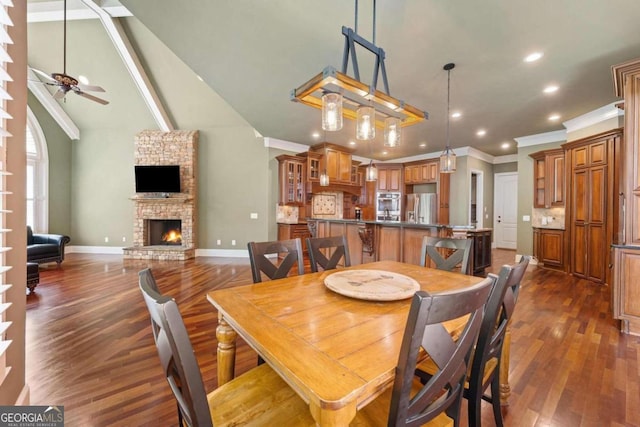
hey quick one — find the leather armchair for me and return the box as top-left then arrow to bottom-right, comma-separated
27,226 -> 71,265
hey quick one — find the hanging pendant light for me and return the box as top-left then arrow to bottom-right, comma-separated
365,160 -> 378,181
321,92 -> 343,131
384,117 -> 401,147
440,63 -> 457,173
356,105 -> 375,140
319,142 -> 330,186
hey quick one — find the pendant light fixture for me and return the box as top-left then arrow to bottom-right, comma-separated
319,138 -> 330,186
321,92 -> 343,131
356,104 -> 375,140
440,62 -> 457,173
384,116 -> 401,147
365,160 -> 378,181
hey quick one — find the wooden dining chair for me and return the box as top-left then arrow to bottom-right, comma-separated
138,269 -> 314,427
247,238 -> 305,283
420,235 -> 472,275
415,256 -> 530,427
352,276 -> 494,426
306,235 -> 351,272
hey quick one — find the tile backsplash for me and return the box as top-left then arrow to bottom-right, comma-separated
531,207 -> 565,229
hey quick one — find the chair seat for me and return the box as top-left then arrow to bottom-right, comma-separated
351,377 -> 454,427
209,363 -> 314,426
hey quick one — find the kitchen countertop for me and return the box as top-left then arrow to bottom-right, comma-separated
532,225 -> 566,231
306,218 -> 492,231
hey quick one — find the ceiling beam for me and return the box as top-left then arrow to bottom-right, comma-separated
79,0 -> 174,131
27,66 -> 80,140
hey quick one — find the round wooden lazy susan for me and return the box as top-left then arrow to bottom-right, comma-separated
324,269 -> 420,301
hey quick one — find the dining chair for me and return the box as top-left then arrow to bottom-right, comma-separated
306,235 -> 351,272
415,256 -> 530,427
247,238 -> 305,283
420,235 -> 472,275
353,275 -> 494,426
138,269 -> 314,427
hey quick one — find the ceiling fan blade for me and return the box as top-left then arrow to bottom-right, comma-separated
75,90 -> 109,105
31,68 -> 57,83
77,82 -> 105,93
53,88 -> 66,99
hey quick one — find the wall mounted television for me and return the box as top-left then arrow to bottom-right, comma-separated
134,165 -> 181,194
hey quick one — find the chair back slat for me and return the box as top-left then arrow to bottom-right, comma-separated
420,236 -> 472,275
247,238 -> 305,283
306,235 -> 351,273
388,276 -> 493,426
138,269 -> 213,427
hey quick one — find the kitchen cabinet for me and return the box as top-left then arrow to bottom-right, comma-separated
404,160 -> 438,184
377,164 -> 403,192
612,247 -> 640,335
276,154 -> 305,206
467,229 -> 492,276
310,143 -> 353,184
299,151 -> 322,183
562,128 -> 621,284
278,223 -> 312,263
529,148 -> 565,208
533,227 -> 565,270
438,172 -> 450,225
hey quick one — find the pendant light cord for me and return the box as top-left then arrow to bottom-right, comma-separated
63,0 -> 67,74
446,68 -> 450,150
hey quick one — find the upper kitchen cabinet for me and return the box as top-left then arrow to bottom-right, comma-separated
529,148 -> 565,208
310,143 -> 353,184
298,151 -> 322,183
276,154 -> 305,206
376,164 -> 403,192
404,160 -> 439,184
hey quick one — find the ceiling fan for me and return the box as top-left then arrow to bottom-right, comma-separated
32,0 -> 109,105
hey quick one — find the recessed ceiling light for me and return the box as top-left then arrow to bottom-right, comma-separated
382,151 -> 388,155
419,143 -> 427,148
78,75 -> 89,85
501,142 -> 510,149
548,114 -> 561,121
543,85 -> 559,94
451,112 -> 462,118
476,129 -> 486,137
349,140 -> 356,145
524,52 -> 543,63
311,132 -> 321,139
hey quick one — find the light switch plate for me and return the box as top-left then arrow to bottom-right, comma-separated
523,215 -> 531,222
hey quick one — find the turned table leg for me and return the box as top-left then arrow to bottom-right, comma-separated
216,314 -> 237,387
499,329 -> 511,404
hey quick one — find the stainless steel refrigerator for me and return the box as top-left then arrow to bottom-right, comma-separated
406,193 -> 437,224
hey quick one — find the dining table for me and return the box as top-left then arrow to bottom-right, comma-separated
206,260 -> 492,426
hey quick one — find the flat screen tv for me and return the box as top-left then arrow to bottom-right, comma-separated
134,165 -> 181,193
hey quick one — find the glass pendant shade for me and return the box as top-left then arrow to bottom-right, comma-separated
439,147 -> 457,173
321,92 -> 343,131
319,170 -> 330,186
365,161 -> 378,181
356,105 -> 375,140
383,117 -> 401,147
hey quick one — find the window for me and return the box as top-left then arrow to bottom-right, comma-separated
25,108 -> 48,232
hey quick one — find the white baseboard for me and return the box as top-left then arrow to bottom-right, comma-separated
67,245 -> 249,258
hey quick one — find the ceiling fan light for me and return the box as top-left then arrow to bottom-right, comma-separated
384,117 -> 401,147
357,105 -> 375,140
322,92 -> 343,131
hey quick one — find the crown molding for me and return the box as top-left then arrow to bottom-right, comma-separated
515,130 -> 567,147
263,137 -> 309,153
562,101 -> 623,133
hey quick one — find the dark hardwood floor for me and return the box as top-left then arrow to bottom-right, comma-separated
25,250 -> 640,426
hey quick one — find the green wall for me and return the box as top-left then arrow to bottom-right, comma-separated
27,93 -> 72,236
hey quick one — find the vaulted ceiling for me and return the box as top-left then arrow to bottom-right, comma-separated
27,0 -> 640,160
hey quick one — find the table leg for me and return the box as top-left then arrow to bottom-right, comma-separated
309,400 -> 357,427
216,313 -> 237,387
499,328 -> 511,404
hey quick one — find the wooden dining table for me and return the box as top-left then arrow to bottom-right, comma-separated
206,260 -> 488,426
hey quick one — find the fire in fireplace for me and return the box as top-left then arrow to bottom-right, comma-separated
148,219 -> 182,246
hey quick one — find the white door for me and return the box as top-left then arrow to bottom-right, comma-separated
494,172 -> 518,249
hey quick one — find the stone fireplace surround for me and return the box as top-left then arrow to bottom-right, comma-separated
123,130 -> 198,261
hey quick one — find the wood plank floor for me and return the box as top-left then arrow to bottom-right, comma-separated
25,250 -> 640,426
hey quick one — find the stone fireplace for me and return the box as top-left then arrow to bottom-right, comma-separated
123,130 -> 197,260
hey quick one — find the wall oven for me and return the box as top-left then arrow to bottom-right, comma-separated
376,192 -> 401,221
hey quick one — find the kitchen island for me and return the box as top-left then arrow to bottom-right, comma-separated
305,218 -> 492,274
